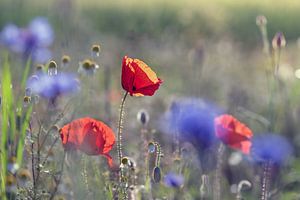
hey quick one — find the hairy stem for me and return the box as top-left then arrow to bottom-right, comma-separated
117,92 -> 128,199
261,161 -> 271,200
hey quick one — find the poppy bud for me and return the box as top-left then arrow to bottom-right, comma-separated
272,32 -> 286,50
152,166 -> 161,183
148,142 -> 156,153
137,109 -> 149,125
48,60 -> 58,76
91,44 -> 101,57
256,15 -> 267,27
61,55 -> 71,67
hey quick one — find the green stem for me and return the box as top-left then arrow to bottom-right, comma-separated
261,161 -> 271,200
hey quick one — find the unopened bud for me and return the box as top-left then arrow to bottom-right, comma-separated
272,32 -> 286,49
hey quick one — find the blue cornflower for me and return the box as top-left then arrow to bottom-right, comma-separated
251,134 -> 293,165
27,73 -> 79,100
162,98 -> 221,151
164,172 -> 184,188
0,17 -> 54,63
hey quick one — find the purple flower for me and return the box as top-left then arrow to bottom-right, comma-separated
28,17 -> 54,47
162,98 -> 221,151
251,134 -> 293,165
27,73 -> 79,99
0,17 -> 54,63
164,172 -> 184,188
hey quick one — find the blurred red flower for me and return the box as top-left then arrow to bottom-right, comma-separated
121,56 -> 162,96
214,114 -> 253,154
60,117 -> 115,167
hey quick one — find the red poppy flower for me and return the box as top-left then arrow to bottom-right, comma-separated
214,114 -> 253,154
59,117 -> 115,167
121,56 -> 162,96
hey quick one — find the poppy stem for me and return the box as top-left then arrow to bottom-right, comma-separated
261,161 -> 271,200
117,92 -> 128,182
213,143 -> 224,200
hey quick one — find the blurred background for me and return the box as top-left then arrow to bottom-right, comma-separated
1,0 -> 300,199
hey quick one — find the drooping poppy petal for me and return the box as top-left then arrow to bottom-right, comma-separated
59,117 -> 115,167
214,114 -> 253,154
121,56 -> 162,96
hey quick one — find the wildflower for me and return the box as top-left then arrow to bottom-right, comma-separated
164,172 -> 184,188
27,72 -> 79,100
59,117 -> 116,167
272,32 -> 286,49
214,114 -> 253,154
163,98 -> 220,151
251,134 -> 292,165
0,17 -> 53,63
121,56 -> 162,96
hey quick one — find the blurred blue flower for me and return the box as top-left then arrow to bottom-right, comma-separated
164,172 -> 184,188
0,17 -> 53,63
28,17 -> 54,47
162,98 -> 221,151
27,73 -> 79,99
251,134 -> 293,165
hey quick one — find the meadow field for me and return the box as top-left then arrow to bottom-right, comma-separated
1,0 -> 300,199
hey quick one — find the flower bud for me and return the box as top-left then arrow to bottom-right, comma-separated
272,32 -> 286,49
137,109 -> 149,125
256,15 -> 267,26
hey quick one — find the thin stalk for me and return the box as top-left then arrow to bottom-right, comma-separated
117,92 -> 128,199
261,161 -> 271,200
213,143 -> 225,200
49,150 -> 66,200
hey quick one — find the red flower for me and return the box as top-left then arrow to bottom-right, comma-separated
214,114 -> 253,154
59,117 -> 115,167
121,56 -> 162,96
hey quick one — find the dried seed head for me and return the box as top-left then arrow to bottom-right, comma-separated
82,59 -> 93,70
48,60 -> 58,69
152,166 -> 161,183
61,55 -> 71,66
36,64 -> 44,71
91,44 -> 101,57
17,168 -> 31,181
78,59 -> 99,75
25,87 -> 32,96
256,15 -> 267,26
48,60 -> 58,76
272,32 -> 286,50
121,157 -> 129,165
23,96 -> 31,104
6,174 -> 16,186
137,109 -> 149,125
